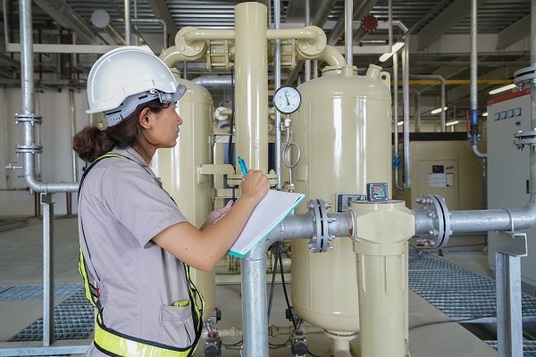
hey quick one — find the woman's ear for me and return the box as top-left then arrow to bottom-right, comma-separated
138,107 -> 152,129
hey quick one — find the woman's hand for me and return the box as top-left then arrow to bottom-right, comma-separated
239,170 -> 270,206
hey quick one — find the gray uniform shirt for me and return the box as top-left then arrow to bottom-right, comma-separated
78,146 -> 197,355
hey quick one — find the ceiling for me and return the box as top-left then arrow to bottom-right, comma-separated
0,0 -> 533,119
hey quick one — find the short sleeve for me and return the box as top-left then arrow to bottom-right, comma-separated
99,160 -> 187,247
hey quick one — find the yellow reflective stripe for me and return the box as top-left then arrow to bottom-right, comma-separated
94,318 -> 191,357
78,248 -> 98,309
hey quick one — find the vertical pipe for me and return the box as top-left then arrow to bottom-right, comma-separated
440,76 -> 446,131
241,246 -> 269,356
470,0 -> 487,157
19,0 -> 33,115
42,194 -> 55,346
414,90 -> 421,132
393,53 -> 403,190
402,40 -> 411,188
304,0 -> 311,82
124,0 -> 131,45
344,0 -> 353,66
274,0 -> 282,189
496,253 -> 523,357
234,3 -> 268,172
235,3 -> 269,355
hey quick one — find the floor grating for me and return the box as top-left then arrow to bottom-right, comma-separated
409,247 -> 536,355
0,283 -> 82,301
7,286 -> 93,342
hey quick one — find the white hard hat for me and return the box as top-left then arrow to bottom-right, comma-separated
86,46 -> 186,126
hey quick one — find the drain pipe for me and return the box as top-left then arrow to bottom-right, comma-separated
241,210 -> 354,356
470,0 -> 487,158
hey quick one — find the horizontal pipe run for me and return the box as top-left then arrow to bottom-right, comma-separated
264,212 -> 354,247
183,29 -> 235,42
414,207 -> 536,234
266,27 -> 319,40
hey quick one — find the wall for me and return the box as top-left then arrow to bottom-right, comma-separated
0,87 -> 88,217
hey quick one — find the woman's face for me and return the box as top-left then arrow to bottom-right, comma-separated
144,103 -> 183,149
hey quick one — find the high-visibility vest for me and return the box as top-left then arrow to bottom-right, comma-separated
78,153 -> 204,356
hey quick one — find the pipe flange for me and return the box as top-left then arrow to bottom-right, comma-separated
514,130 -> 536,150
415,194 -> 451,248
514,65 -> 536,88
175,27 -> 208,60
14,113 -> 42,125
306,199 -> 333,253
15,143 -> 43,154
296,26 -> 327,60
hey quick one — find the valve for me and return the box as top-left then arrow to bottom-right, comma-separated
291,330 -> 308,357
204,331 -> 222,357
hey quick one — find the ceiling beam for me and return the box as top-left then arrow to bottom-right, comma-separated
416,0 -> 485,51
496,14 -> 530,50
33,0 -> 104,45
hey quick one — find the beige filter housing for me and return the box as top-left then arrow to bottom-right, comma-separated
291,65 -> 391,333
154,78 -> 216,321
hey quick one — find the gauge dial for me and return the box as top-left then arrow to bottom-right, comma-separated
273,86 -> 301,114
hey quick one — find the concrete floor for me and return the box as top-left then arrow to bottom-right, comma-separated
0,216 -> 497,356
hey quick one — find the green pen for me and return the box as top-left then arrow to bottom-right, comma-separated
172,300 -> 190,307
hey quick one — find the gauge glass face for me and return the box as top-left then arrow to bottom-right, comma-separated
273,86 -> 301,114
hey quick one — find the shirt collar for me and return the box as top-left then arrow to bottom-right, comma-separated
111,146 -> 150,168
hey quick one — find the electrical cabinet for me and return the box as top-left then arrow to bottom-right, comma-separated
487,88 -> 536,293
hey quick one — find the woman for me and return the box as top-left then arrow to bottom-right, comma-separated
73,46 -> 270,356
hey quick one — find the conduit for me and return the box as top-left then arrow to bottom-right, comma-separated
470,0 -> 487,158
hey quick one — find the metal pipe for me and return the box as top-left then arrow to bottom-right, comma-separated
410,74 -> 446,129
130,18 -> 167,52
393,53 -> 403,190
344,0 -> 353,66
69,90 -> 78,185
274,0 -> 282,189
18,0 -> 77,194
124,0 -> 131,45
402,40 -> 411,188
241,211 -> 353,357
192,75 -> 232,89
470,0 -> 487,158
304,0 -> 311,82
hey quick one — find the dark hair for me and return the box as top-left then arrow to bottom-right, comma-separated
73,99 -> 170,163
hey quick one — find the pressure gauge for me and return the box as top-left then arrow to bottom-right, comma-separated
273,86 -> 301,114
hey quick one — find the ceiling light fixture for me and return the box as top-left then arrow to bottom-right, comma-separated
489,84 -> 516,95
430,106 -> 448,114
379,41 -> 404,62
446,120 -> 459,126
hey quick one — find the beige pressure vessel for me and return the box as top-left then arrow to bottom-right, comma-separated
154,78 -> 216,321
290,65 -> 391,333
